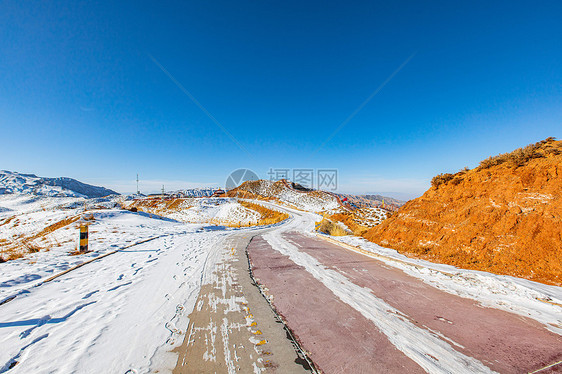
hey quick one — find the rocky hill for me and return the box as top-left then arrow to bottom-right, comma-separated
363,137 -> 562,286
0,170 -> 118,198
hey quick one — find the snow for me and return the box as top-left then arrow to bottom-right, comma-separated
0,195 -> 284,373
275,189 -> 339,212
124,198 -> 261,225
235,180 -> 340,213
170,187 -> 222,198
0,206 -> 230,373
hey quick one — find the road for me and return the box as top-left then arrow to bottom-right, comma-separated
2,206 -> 560,373
244,206 -> 562,373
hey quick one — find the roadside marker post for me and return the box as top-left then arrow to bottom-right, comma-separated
79,225 -> 89,253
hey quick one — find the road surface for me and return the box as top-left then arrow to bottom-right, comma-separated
244,207 -> 562,373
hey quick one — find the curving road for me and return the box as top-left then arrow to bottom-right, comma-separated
244,205 -> 562,373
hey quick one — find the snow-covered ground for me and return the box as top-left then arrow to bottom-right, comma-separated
124,197 -> 261,225
0,205 -> 233,373
0,194 -> 121,261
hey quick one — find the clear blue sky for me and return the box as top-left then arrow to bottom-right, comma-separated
1,1 -> 561,198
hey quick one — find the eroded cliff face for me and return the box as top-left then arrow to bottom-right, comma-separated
364,139 -> 562,286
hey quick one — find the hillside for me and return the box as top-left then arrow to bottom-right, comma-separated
363,138 -> 562,286
225,179 -> 341,212
0,170 -> 118,198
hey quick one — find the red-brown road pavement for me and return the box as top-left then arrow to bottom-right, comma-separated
247,230 -> 562,374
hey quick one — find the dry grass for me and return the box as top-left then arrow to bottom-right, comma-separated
0,215 -> 80,262
0,215 -> 17,226
316,219 -> 349,236
239,201 -> 289,226
22,243 -> 41,253
31,216 -> 79,240
329,213 -> 370,236
125,198 -> 189,215
431,173 -> 455,188
478,137 -> 559,170
6,251 -> 24,261
69,248 -> 85,256
166,199 -> 184,210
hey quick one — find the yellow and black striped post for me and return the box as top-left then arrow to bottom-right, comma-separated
79,225 -> 89,253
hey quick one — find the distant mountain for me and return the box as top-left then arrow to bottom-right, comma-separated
0,170 -> 118,198
337,193 -> 406,209
362,194 -> 406,206
170,188 -> 222,197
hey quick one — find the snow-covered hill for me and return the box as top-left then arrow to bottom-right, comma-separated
226,179 -> 341,212
0,170 -> 118,198
170,188 -> 222,197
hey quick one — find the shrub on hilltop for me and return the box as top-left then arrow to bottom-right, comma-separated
478,137 -> 558,170
431,137 -> 559,189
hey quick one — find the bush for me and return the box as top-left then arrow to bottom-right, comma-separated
432,138 -> 560,189
431,173 -> 454,188
316,219 -> 349,236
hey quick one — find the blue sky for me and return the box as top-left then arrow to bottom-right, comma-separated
1,1 -> 561,198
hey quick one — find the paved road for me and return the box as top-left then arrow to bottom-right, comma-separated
246,210 -> 562,373
174,231 -> 312,373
